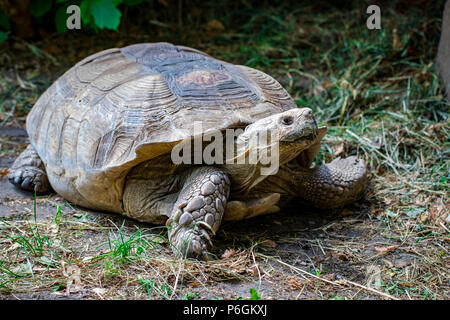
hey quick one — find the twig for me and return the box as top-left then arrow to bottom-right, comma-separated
258,253 -> 400,300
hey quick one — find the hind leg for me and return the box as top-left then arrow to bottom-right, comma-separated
8,144 -> 50,192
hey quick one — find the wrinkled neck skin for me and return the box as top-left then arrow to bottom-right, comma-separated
223,119 -> 320,195
254,162 -> 313,197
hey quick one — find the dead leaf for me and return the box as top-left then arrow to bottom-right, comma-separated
340,79 -> 351,90
65,265 -> 82,294
366,265 -> 382,289
206,19 -> 225,33
375,245 -> 399,254
260,239 -> 277,248
394,259 -> 411,268
340,209 -> 353,216
0,168 -> 10,177
392,29 -> 402,50
287,277 -> 301,289
92,288 -> 106,298
221,248 -> 236,259
338,254 -> 348,261
419,212 -> 428,223
252,265 -> 259,277
322,273 -> 335,281
428,203 -> 447,226
333,142 -> 345,156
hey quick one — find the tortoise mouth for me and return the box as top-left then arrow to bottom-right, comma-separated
295,148 -> 314,168
285,125 -> 327,169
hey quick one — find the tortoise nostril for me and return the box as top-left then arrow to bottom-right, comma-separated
303,108 -> 313,117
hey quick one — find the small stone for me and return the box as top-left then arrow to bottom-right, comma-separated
201,181 -> 216,196
179,213 -> 193,226
186,196 -> 205,212
205,213 -> 215,226
210,174 -> 221,184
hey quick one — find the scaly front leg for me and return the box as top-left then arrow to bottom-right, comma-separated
294,156 -> 367,208
167,167 -> 230,260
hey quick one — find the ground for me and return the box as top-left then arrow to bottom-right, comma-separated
0,1 -> 448,300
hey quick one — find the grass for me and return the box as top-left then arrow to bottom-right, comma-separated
0,0 -> 448,299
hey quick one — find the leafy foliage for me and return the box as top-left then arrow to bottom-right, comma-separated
1,0 -> 154,38
0,8 -> 10,42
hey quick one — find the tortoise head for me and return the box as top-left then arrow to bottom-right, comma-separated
228,108 -> 326,189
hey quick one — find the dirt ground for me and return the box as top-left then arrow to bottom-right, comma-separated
0,1 -> 448,300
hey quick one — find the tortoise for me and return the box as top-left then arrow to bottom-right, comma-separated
8,42 -> 367,260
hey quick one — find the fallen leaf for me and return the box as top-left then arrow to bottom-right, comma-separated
0,168 -> 9,177
260,239 -> 277,248
287,277 -> 301,289
394,259 -> 411,268
92,288 -> 106,298
221,248 -> 236,259
333,142 -> 345,156
340,209 -> 353,216
392,29 -> 402,50
65,265 -> 82,294
366,265 -> 382,289
252,265 -> 259,277
206,19 -> 225,33
322,273 -> 335,281
375,245 -> 399,254
338,254 -> 348,261
419,212 -> 428,223
428,203 -> 447,225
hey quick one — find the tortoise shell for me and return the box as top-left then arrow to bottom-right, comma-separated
26,42 -> 297,212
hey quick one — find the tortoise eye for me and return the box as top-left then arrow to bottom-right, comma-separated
281,116 -> 293,125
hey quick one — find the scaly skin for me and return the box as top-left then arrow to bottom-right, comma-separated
166,167 -> 230,260
255,156 -> 367,209
8,144 -> 50,193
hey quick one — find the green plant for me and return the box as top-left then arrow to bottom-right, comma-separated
40,0 -> 152,32
249,288 -> 261,300
184,292 -> 200,300
140,279 -> 172,299
0,8 -> 10,42
9,192 -> 52,258
25,0 -> 154,35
